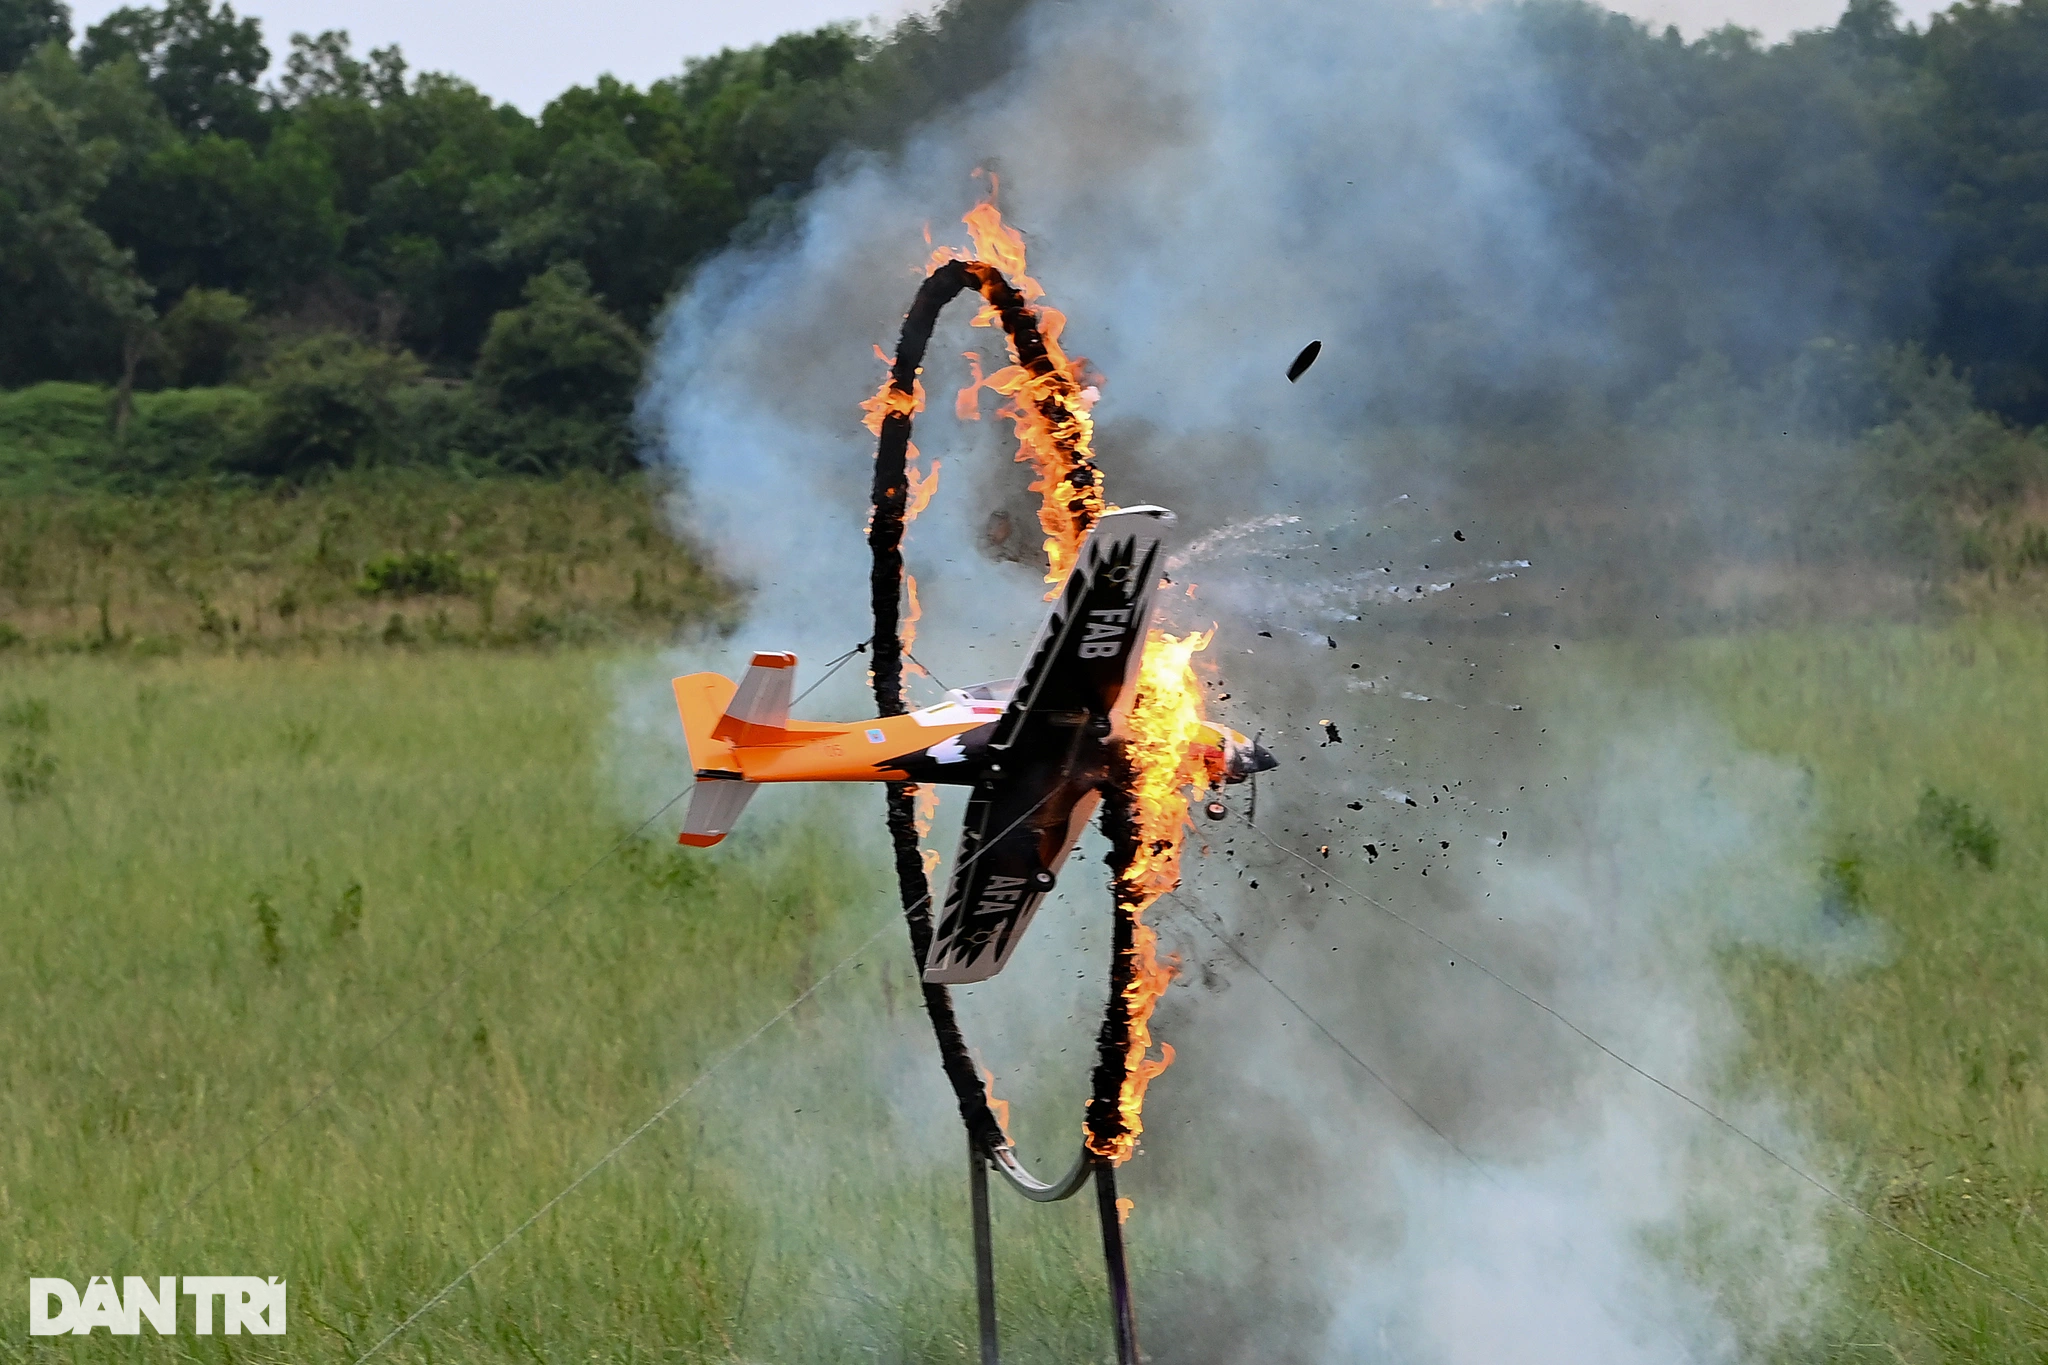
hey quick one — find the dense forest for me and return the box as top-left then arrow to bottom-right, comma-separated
0,0 -> 2044,482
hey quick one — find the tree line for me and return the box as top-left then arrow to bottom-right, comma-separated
0,0 -> 2043,481
0,0 -> 1028,476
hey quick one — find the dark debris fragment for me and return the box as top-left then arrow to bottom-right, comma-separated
1286,340 -> 1322,382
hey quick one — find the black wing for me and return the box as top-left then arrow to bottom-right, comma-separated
922,507 -> 1172,984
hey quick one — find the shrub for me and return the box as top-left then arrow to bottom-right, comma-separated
2,695 -> 51,733
117,385 -> 262,480
3,742 -> 57,801
250,890 -> 283,966
1820,844 -> 1870,922
156,287 -> 255,387
2019,525 -> 2048,571
328,879 -> 363,939
240,334 -> 424,478
473,264 -> 643,474
1915,787 -> 2000,871
359,550 -> 465,597
0,381 -> 261,487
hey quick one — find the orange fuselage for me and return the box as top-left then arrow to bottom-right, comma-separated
673,672 -> 1003,785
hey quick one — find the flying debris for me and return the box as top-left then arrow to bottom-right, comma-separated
1286,340 -> 1322,382
671,507 -> 1277,984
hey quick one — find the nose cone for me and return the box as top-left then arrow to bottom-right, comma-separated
1250,740 -> 1278,773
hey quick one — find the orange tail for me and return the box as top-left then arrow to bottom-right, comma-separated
672,652 -> 797,846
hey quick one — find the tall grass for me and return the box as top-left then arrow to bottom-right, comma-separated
0,471 -> 731,655
0,651 -> 1130,1363
5,620 -> 2046,1361
1668,616 -> 2048,1362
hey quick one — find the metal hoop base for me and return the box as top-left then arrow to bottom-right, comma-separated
968,1139 -> 1138,1365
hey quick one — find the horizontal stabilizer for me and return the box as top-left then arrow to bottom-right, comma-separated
679,777 -> 757,847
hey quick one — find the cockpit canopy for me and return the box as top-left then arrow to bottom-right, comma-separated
947,679 -> 1018,708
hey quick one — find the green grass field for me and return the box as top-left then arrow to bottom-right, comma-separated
0,472 -> 728,656
0,650 -> 1133,1364
3,617 -> 2045,1361
1677,617 -> 2048,1362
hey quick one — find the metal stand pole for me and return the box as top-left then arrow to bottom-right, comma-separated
1094,1162 -> 1139,1365
970,1138 -> 1000,1365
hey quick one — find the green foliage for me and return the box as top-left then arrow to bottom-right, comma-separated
475,264 -> 639,413
2,694 -> 51,732
0,0 -> 69,72
1915,786 -> 2001,872
154,284 -> 251,384
0,53 -> 154,385
79,0 -> 266,137
0,379 -> 260,487
273,27 -> 405,106
242,332 -> 422,476
2,698 -> 57,799
328,877 -> 362,938
101,124 -> 346,306
248,886 -> 282,964
358,548 -> 465,596
5,0 -> 2048,499
1819,841 -> 1868,922
2,740 -> 57,800
0,0 -> 1039,388
472,262 -> 643,473
1634,339 -> 2048,567
0,468 -> 730,651
116,381 -> 260,476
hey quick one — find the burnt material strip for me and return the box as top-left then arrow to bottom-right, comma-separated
867,256 -> 1105,1160
1086,746 -> 1144,1156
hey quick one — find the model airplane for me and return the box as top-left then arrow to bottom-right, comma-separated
670,506 -> 1276,984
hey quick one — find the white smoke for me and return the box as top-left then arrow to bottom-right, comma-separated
635,0 -> 1862,1357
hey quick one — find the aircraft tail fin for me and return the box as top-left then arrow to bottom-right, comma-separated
714,652 -> 795,743
673,672 -> 740,775
671,653 -> 799,848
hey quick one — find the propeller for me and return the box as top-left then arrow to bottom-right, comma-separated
1246,728 -> 1263,827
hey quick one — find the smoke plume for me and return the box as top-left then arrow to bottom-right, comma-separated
635,0 -> 1880,1357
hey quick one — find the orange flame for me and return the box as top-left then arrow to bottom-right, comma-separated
1086,627 -> 1215,1164
1115,1196 -> 1134,1225
861,375 -> 924,435
960,188 -> 1044,302
903,572 -> 924,666
879,181 -> 1211,1168
981,1066 -> 1013,1138
905,459 -> 942,522
924,175 -> 1106,591
955,352 -> 986,421
916,784 -> 942,878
